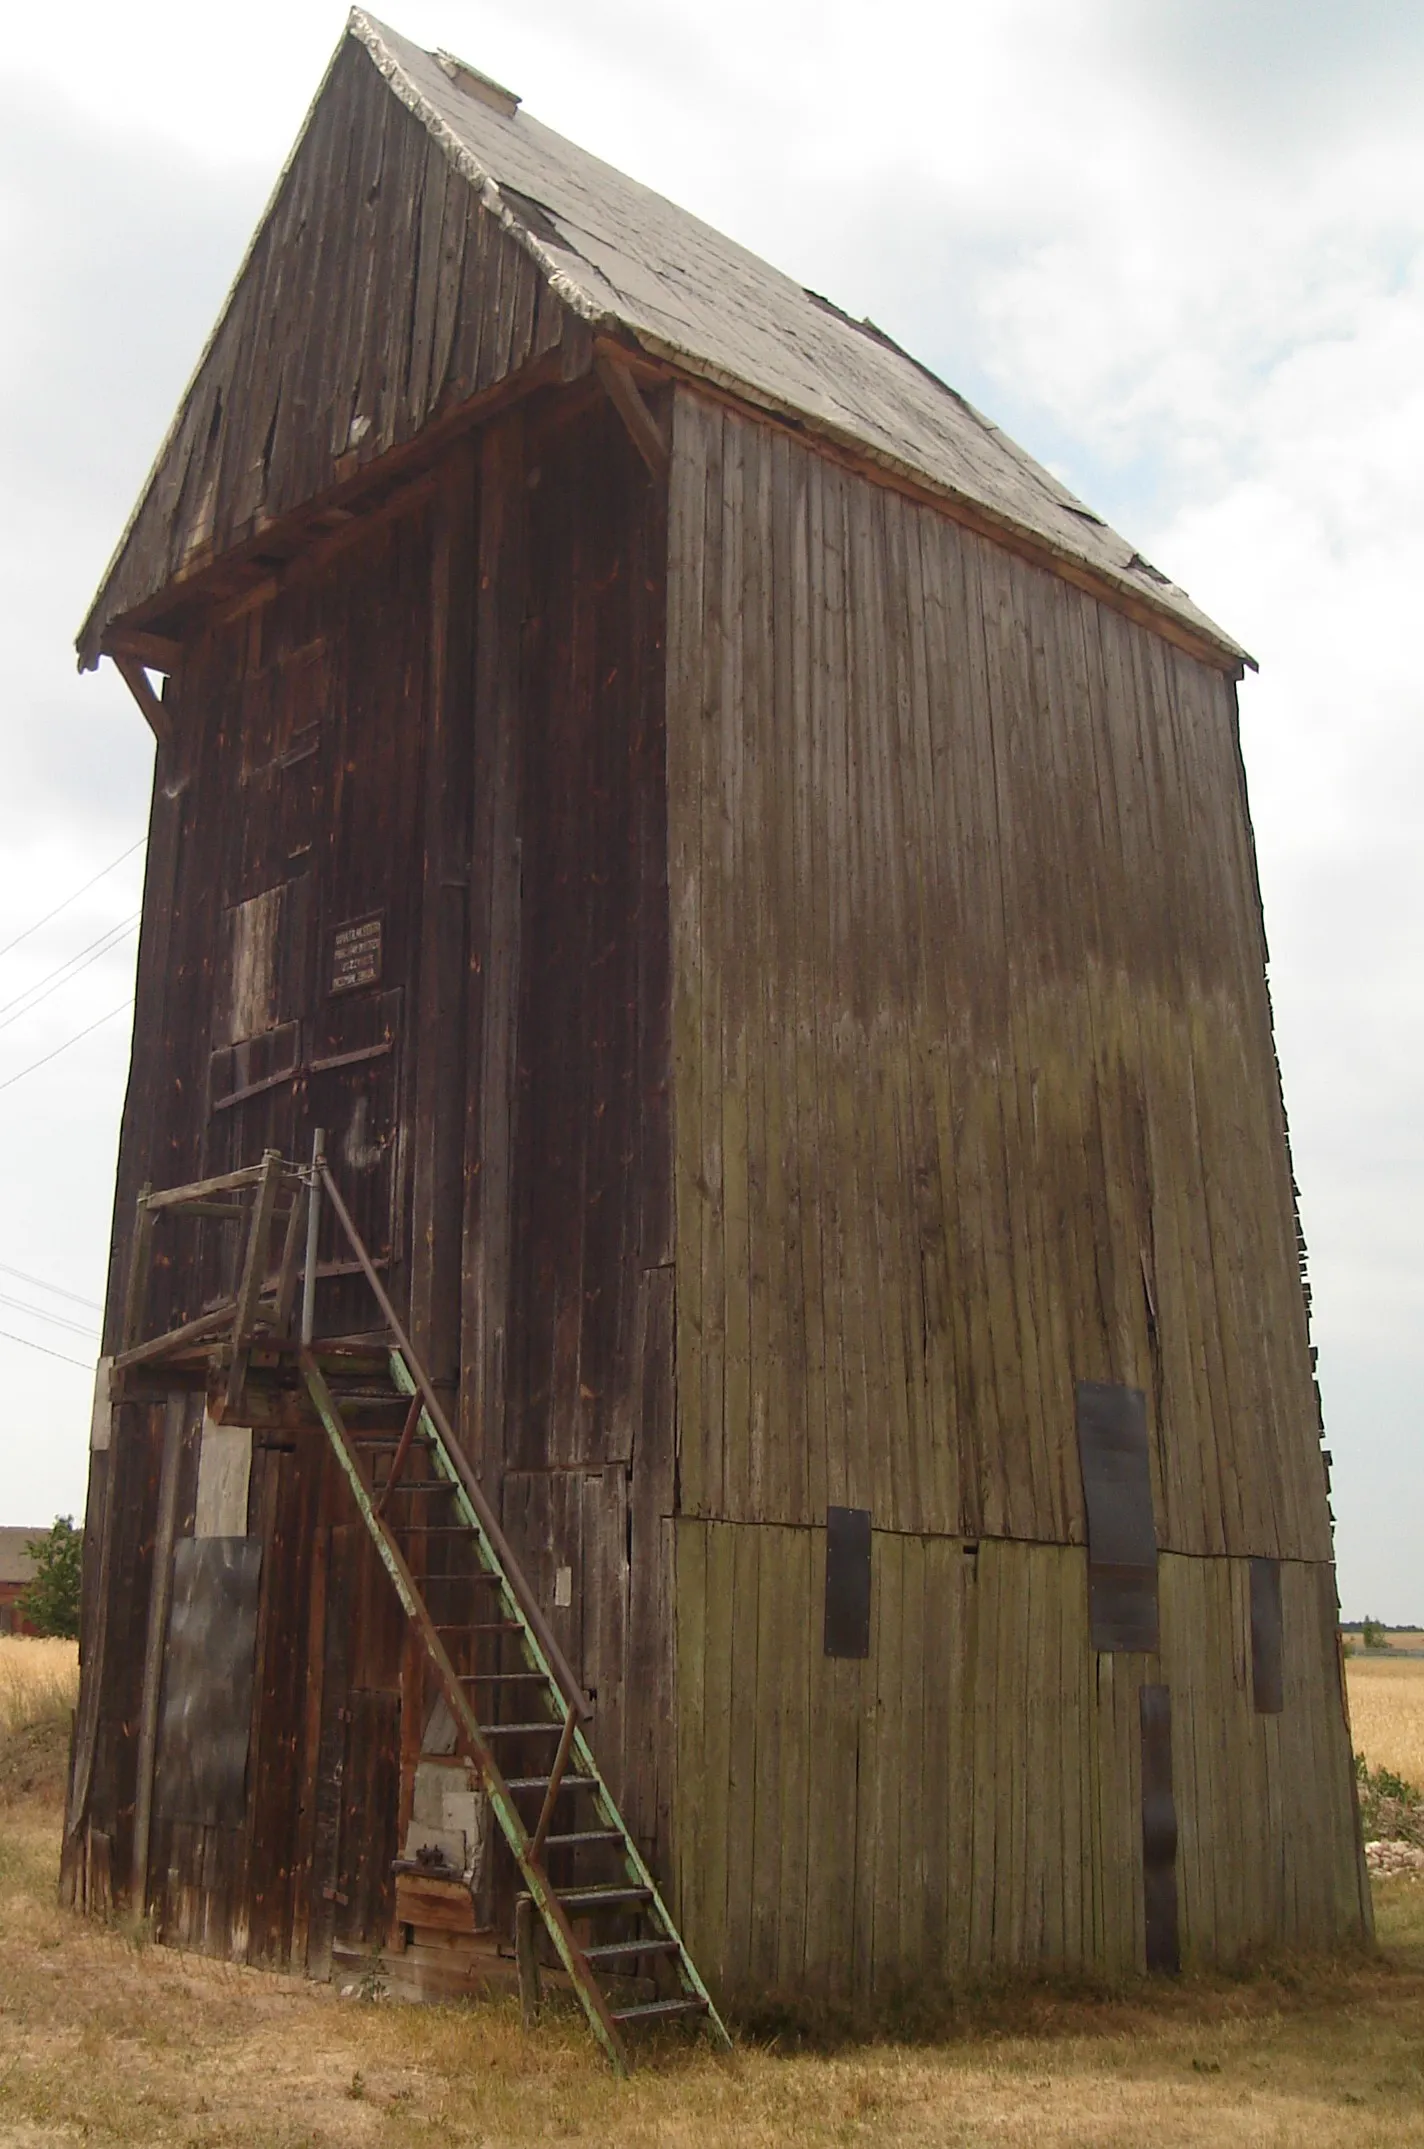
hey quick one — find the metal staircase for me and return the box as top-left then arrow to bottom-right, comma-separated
113,1141 -> 731,2076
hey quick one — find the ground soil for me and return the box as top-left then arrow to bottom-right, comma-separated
2,1644 -> 1421,2144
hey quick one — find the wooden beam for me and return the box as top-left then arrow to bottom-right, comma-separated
105,628 -> 181,672
130,1392 -> 184,1915
594,343 -> 670,481
111,654 -> 172,746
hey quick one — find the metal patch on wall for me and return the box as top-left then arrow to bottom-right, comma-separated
1139,1682 -> 1180,1973
824,1506 -> 872,1659
1076,1380 -> 1159,1652
329,913 -> 383,995
154,1536 -> 262,1827
1249,1556 -> 1284,1715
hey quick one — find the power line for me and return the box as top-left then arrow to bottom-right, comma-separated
0,1262 -> 102,1312
0,1290 -> 99,1341
0,1326 -> 92,1371
0,836 -> 146,964
0,998 -> 133,1095
0,914 -> 140,1032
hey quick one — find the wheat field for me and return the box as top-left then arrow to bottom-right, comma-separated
0,1634 -> 78,1733
1346,1654 -> 1424,1787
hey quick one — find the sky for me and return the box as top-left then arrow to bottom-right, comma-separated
0,0 -> 1419,1619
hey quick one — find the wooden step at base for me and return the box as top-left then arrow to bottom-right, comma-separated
610,1997 -> 711,2025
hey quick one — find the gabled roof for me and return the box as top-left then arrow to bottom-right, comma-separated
81,10 -> 1247,670
353,12 -> 1245,668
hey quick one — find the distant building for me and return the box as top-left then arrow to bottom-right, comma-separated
0,1529 -> 41,1635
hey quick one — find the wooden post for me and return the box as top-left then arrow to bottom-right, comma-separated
130,1393 -> 185,1915
515,1893 -> 542,2026
409,435 -> 477,1385
460,409 -> 526,1485
301,1130 -> 325,1347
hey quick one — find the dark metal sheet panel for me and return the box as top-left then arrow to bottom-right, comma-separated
1076,1380 -> 1159,1652
1139,1681 -> 1180,1973
824,1507 -> 872,1659
154,1536 -> 263,1827
1250,1555 -> 1284,1715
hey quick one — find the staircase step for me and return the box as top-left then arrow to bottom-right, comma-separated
505,1774 -> 598,1794
476,1721 -> 564,1737
584,1937 -> 682,1964
555,1884 -> 653,1912
609,1997 -> 710,2025
542,1830 -> 625,1850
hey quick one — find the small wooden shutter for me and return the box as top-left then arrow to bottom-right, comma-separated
823,1507 -> 872,1659
1249,1556 -> 1284,1714
1139,1682 -> 1180,1972
1076,1380 -> 1159,1652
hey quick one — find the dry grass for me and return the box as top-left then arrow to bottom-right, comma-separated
0,1792 -> 1421,2146
1,1640 -> 1421,2142
0,1637 -> 77,1807
1347,1655 -> 1424,1790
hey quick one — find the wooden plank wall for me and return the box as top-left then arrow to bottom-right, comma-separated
462,397 -> 677,1867
664,389 -> 1330,1565
663,389 -> 1362,1989
74,499 -> 439,1963
674,1525 -> 1367,1998
85,35 -> 568,651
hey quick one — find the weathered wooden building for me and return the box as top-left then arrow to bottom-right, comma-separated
67,7 -> 1367,2054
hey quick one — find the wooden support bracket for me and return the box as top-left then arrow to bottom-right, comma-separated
111,653 -> 172,749
593,344 -> 670,481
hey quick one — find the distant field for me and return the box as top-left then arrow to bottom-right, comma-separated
1344,1630 -> 1424,1656
1346,1654 -> 1424,1791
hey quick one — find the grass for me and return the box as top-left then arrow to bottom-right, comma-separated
0,1635 -> 78,1806
0,1641 -> 1421,2143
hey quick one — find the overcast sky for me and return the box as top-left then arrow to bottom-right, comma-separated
1,0 -> 1418,1620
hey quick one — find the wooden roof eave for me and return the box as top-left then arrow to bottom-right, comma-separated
615,334 -> 1253,680
86,338 -> 585,683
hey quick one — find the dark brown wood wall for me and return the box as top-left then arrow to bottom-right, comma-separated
70,499 -> 440,1962
83,36 -> 567,657
665,389 -> 1329,1563
461,396 -> 676,1866
70,383 -> 677,1961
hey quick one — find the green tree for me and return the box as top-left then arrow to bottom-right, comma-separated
18,1516 -> 82,1640
1360,1614 -> 1387,1653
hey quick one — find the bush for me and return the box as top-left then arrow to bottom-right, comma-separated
18,1517 -> 82,1640
1355,1752 -> 1424,1848
1360,1615 -> 1388,1652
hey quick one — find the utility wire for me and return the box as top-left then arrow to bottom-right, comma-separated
0,1290 -> 99,1341
0,914 -> 140,1032
0,998 -> 133,1096
0,1326 -> 92,1371
0,836 -> 146,964
0,1262 -> 101,1312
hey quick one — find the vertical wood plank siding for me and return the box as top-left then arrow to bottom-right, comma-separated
674,1526 -> 1366,1997
88,39 -> 565,643
665,388 -> 1361,1991
665,390 -> 1328,1564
